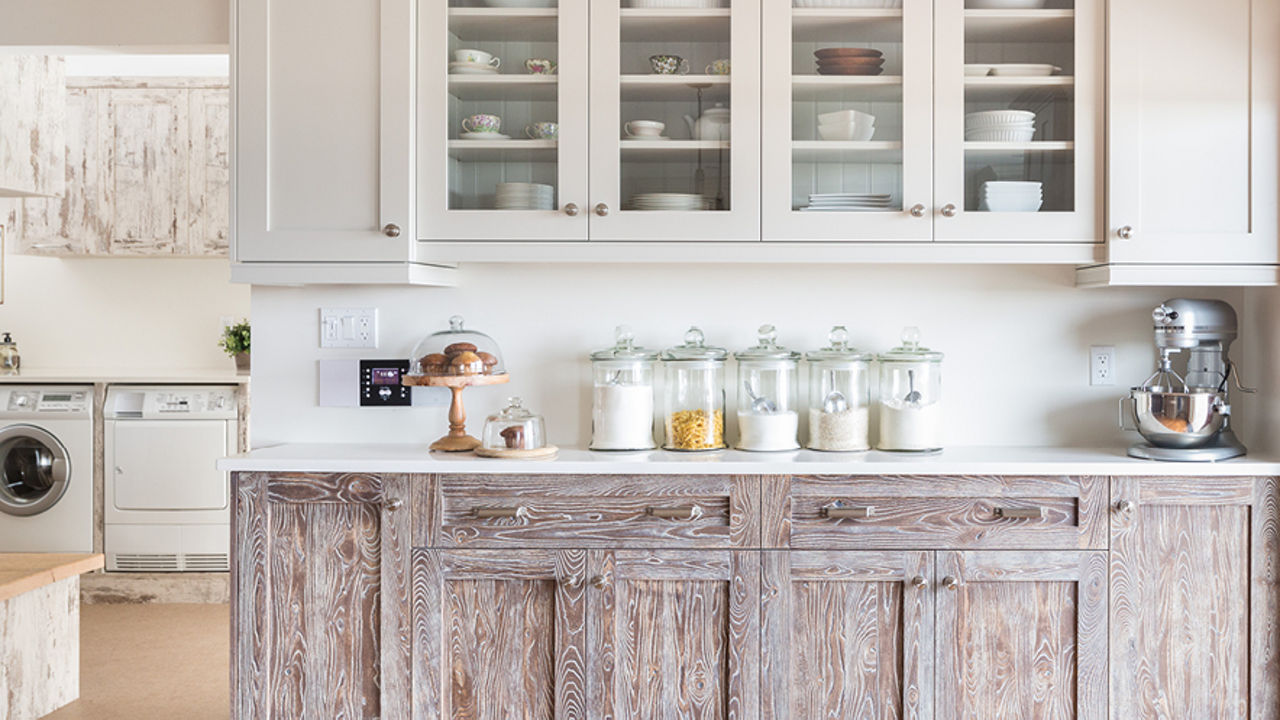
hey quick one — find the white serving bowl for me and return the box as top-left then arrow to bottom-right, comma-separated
628,0 -> 723,6
966,0 -> 1046,8
988,63 -> 1062,77
965,64 -> 993,76
484,0 -> 557,6
966,128 -> 1036,142
965,110 -> 1036,127
817,109 -> 876,126
819,122 -> 876,141
981,196 -> 1044,212
983,181 -> 1042,192
795,0 -> 902,6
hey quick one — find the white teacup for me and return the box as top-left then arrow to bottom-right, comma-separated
624,120 -> 665,138
454,48 -> 500,68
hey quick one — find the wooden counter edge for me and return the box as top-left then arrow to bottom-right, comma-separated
0,553 -> 105,603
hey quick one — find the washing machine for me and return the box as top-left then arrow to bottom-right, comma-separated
104,385 -> 238,572
0,386 -> 93,552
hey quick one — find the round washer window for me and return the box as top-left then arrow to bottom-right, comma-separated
0,425 -> 70,516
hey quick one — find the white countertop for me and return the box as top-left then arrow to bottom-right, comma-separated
219,444 -> 1280,476
0,368 -> 249,385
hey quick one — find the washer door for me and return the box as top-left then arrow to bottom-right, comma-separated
0,425 -> 71,516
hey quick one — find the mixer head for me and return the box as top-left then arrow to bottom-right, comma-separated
1152,299 -> 1238,351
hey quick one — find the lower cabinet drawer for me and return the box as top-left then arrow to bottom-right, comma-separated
431,474 -> 757,548
768,475 -> 1108,550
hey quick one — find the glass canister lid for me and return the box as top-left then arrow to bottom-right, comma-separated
409,315 -> 506,376
877,326 -> 944,363
661,326 -> 728,361
806,325 -> 873,362
735,324 -> 801,361
590,325 -> 659,361
487,396 -> 535,423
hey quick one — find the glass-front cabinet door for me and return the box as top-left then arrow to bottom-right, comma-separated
418,0 -> 589,241
933,0 -> 1101,242
588,0 -> 761,242
762,0 -> 934,242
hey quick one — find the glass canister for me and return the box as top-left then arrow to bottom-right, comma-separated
806,326 -> 873,452
482,397 -> 547,451
590,326 -> 658,451
735,325 -> 801,452
876,326 -> 944,452
661,327 -> 727,451
0,333 -> 19,376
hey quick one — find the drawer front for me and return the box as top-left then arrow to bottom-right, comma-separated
768,475 -> 1107,550
430,474 -> 758,548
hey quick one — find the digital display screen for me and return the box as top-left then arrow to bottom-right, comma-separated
371,368 -> 401,385
42,394 -> 72,403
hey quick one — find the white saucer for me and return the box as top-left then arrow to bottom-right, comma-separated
459,132 -> 510,140
623,136 -> 670,141
449,62 -> 500,75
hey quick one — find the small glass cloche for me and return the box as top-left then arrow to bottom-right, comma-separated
482,397 -> 548,451
408,315 -> 506,377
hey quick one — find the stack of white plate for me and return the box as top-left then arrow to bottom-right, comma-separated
965,110 -> 1036,142
799,193 -> 892,212
629,193 -> 707,211
979,181 -> 1043,212
496,182 -> 554,210
795,0 -> 902,7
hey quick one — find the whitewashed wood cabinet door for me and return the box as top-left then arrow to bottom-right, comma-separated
187,89 -> 230,255
234,0 -> 415,263
762,551 -> 932,720
0,56 -> 65,198
20,88 -> 108,255
1110,477 -> 1280,719
1106,0 -> 1279,264
935,551 -> 1107,720
103,88 -> 189,255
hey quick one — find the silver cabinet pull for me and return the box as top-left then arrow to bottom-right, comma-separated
594,203 -> 610,217
383,223 -> 401,238
1117,225 -> 1134,240
563,203 -> 580,216
821,505 -> 873,519
940,204 -> 958,218
994,506 -> 1042,520
473,506 -> 527,519
384,498 -> 403,512
646,505 -> 700,520
909,203 -> 926,218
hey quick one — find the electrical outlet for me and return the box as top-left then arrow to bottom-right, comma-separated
1090,345 -> 1116,386
320,307 -> 379,349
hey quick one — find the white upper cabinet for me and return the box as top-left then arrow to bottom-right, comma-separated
234,0 -> 416,264
1105,0 -> 1278,266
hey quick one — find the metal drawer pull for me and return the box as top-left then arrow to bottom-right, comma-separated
384,498 -> 404,512
942,576 -> 959,590
821,505 -> 874,519
590,575 -> 608,589
473,506 -> 528,519
994,506 -> 1042,520
646,505 -> 702,520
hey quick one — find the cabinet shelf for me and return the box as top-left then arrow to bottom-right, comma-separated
964,75 -> 1073,101
791,9 -> 903,43
620,74 -> 730,102
964,140 -> 1074,162
621,139 -> 729,161
792,141 -> 902,164
791,75 -> 902,102
620,9 -> 731,43
447,75 -> 558,102
964,9 -> 1075,43
447,139 -> 557,161
447,8 -> 559,42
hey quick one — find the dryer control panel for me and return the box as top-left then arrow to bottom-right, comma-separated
104,386 -> 239,420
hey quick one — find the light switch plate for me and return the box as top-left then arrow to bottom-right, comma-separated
320,307 -> 378,348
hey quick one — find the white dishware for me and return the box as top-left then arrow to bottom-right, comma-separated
454,49 -> 500,68
684,104 -> 731,141
987,63 -> 1061,77
459,131 -> 511,140
818,122 -> 876,142
965,110 -> 1036,127
794,0 -> 902,6
461,113 -> 502,134
630,192 -> 707,211
448,61 -> 501,75
484,0 -> 557,7
624,120 -> 666,138
966,0 -> 1045,8
817,109 -> 876,126
628,0 -> 724,7
980,196 -> 1043,212
965,128 -> 1036,142
964,64 -> 993,76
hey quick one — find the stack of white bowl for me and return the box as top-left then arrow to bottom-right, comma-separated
979,181 -> 1043,212
496,182 -> 554,210
965,110 -> 1036,142
817,109 -> 876,142
629,193 -> 707,211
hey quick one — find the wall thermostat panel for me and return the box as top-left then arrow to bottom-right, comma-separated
360,359 -> 411,407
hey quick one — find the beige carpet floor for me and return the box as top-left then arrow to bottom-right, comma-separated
44,603 -> 229,720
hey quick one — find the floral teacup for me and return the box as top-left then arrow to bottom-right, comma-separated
705,58 -> 730,75
649,54 -> 689,75
524,58 -> 558,75
461,113 -> 502,134
454,49 -> 500,68
524,122 -> 559,140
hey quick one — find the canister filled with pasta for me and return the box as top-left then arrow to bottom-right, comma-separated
660,327 -> 728,451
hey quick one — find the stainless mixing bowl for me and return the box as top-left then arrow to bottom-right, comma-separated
1128,389 -> 1227,449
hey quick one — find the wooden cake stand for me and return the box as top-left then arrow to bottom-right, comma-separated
402,373 -> 509,452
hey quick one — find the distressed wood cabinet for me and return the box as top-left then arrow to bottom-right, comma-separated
0,55 -> 64,198
20,78 -> 229,257
1109,476 -> 1280,719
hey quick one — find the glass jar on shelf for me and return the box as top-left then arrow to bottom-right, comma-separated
589,326 -> 658,451
806,326 -> 873,452
734,325 -> 801,452
660,327 -> 728,452
481,397 -> 547,452
876,326 -> 944,453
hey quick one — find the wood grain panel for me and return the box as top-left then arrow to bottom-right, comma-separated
21,88 -> 107,254
937,551 -> 1105,720
266,472 -> 384,504
381,475 -> 413,720
104,88 -> 187,254
761,476 -> 791,549
232,472 -> 269,719
762,550 -> 930,720
1109,477 -> 1277,719
0,56 -> 64,197
784,475 -> 1106,550
186,88 -> 230,255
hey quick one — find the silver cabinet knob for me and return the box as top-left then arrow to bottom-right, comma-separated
385,498 -> 403,512
909,204 -> 926,218
910,575 -> 927,589
1117,225 -> 1134,240
1114,499 -> 1135,514
594,203 -> 610,217
383,223 -> 401,238
563,203 -> 580,217
942,576 -> 959,590
940,204 -> 958,218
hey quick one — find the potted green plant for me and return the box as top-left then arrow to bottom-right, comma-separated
220,320 -> 251,373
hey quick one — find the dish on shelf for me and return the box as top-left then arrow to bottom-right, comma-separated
987,63 -> 1062,77
818,121 -> 875,141
449,61 -> 501,75
496,182 -> 555,211
628,193 -> 710,211
965,64 -> 993,76
798,193 -> 893,212
483,0 -> 557,7
459,131 -> 513,140
816,65 -> 885,76
965,0 -> 1046,8
624,119 -> 666,139
979,182 -> 1044,212
795,0 -> 903,7
965,128 -> 1036,142
622,136 -> 672,142
814,47 -> 884,60
817,58 -> 886,70
965,109 -> 1035,126
818,109 -> 876,125
628,0 -> 725,7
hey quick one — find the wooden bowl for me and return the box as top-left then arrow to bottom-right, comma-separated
817,57 -> 886,67
814,47 -> 884,60
816,66 -> 886,76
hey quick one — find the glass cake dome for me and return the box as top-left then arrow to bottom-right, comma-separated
408,315 -> 506,377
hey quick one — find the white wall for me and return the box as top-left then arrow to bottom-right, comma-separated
0,0 -> 227,51
250,263 -> 1246,449
1242,286 -> 1279,454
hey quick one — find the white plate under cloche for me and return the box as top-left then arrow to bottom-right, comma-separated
459,132 -> 511,140
449,62 -> 501,75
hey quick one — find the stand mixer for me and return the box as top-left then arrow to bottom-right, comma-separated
1125,299 -> 1254,461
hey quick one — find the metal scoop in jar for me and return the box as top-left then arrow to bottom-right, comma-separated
743,381 -> 777,413
903,369 -> 923,406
